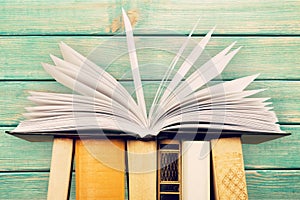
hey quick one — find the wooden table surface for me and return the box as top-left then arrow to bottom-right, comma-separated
0,1 -> 300,199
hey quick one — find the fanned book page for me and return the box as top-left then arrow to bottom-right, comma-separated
11,10 -> 286,142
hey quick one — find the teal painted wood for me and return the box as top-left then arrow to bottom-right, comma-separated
0,81 -> 299,126
0,172 -> 75,200
0,127 -> 52,171
246,170 -> 300,200
0,0 -> 299,35
1,170 -> 300,200
243,126 -> 300,169
0,0 -> 299,198
0,36 -> 299,80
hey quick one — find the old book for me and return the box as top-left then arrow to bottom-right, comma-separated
158,140 -> 181,200
211,137 -> 248,200
47,138 -> 73,200
75,139 -> 125,200
10,9 -> 287,143
182,141 -> 210,200
127,140 -> 157,200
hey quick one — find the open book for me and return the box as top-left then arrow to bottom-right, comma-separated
11,10 -> 287,142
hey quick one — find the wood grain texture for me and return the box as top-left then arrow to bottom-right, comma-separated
0,0 -> 299,35
0,127 -> 52,171
75,139 -> 125,200
0,81 -> 299,126
1,0 -> 299,198
0,37 -> 299,80
243,125 -> 300,169
127,141 -> 156,200
0,172 -> 76,200
47,138 -> 73,200
1,170 -> 299,200
211,137 -> 248,200
246,170 -> 300,200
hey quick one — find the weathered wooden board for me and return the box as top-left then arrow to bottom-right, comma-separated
1,170 -> 300,199
0,127 -> 52,171
0,37 -> 299,80
0,0 -> 299,35
1,0 -> 299,199
0,81 -> 299,126
0,172 -> 76,200
246,170 -> 300,200
243,125 -> 300,169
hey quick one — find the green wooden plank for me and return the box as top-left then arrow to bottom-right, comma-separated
0,81 -> 299,125
243,125 -> 300,169
0,170 -> 299,199
1,36 -> 299,80
246,170 -> 300,200
0,172 -> 76,200
0,0 -> 299,35
0,127 -> 52,171
0,126 -> 298,172
0,82 -> 71,126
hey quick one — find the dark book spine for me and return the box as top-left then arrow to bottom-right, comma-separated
158,140 -> 181,200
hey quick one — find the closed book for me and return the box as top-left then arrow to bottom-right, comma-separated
182,141 -> 210,200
